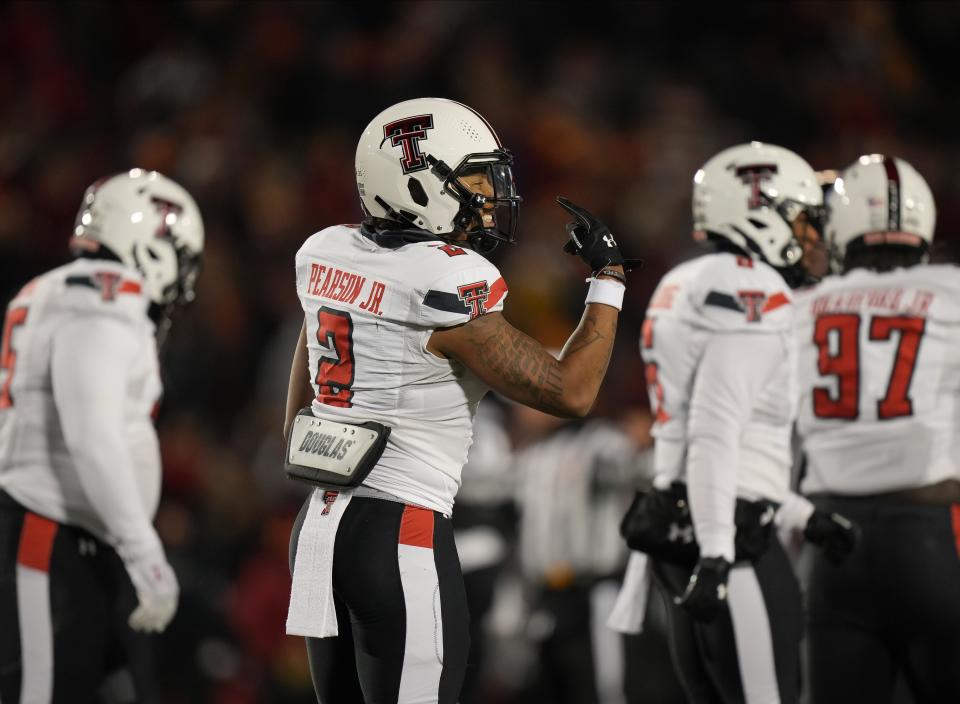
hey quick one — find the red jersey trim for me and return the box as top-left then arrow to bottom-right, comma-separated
762,292 -> 790,313
486,277 -> 508,309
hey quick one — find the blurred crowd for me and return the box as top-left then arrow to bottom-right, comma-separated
1,1 -> 958,701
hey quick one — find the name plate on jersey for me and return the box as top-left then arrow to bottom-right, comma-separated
285,408 -> 391,488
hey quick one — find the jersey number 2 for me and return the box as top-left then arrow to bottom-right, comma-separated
813,313 -> 925,420
315,307 -> 355,408
0,307 -> 28,409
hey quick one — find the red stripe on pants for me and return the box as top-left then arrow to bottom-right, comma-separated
17,512 -> 58,572
398,505 -> 434,549
951,505 -> 960,559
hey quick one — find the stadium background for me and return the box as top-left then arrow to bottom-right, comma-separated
1,1 -> 958,701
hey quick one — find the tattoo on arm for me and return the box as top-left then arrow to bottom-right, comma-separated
463,315 -> 568,413
563,314 -> 605,355
458,310 -> 616,415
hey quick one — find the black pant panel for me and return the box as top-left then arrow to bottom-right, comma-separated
434,516 -> 469,704
0,491 -> 157,704
292,495 -> 468,704
654,537 -> 801,704
806,497 -> 960,704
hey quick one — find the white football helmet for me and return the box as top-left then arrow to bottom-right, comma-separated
70,169 -> 204,306
692,142 -> 823,269
826,154 -> 935,263
355,97 -> 520,252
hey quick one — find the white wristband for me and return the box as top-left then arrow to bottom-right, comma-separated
585,277 -> 625,311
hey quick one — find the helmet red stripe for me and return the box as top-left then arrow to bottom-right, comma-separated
882,156 -> 901,232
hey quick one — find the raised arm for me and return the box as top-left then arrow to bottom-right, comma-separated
431,197 -> 632,418
429,292 -> 620,418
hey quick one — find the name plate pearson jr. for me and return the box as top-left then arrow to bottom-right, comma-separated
285,409 -> 391,488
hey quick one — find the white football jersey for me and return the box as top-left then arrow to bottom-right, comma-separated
0,259 -> 163,545
642,252 -> 796,504
295,225 -> 508,514
795,264 -> 960,494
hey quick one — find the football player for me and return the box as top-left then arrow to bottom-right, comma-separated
283,98 -> 632,704
629,143 -> 855,704
794,155 -> 960,703
0,170 -> 203,702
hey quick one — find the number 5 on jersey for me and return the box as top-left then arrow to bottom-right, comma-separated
642,318 -> 671,423
0,307 -> 29,408
314,307 -> 355,408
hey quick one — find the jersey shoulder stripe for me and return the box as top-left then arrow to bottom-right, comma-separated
703,290 -> 741,312
660,253 -> 792,332
423,276 -> 507,317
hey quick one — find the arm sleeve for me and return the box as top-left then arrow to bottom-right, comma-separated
418,260 -> 508,328
687,332 -> 784,561
51,315 -> 161,556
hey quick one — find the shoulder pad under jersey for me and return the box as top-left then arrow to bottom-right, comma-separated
684,253 -> 793,333
413,242 -> 508,328
55,261 -> 149,324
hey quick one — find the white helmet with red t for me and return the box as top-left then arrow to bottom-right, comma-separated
71,169 -> 204,306
692,142 -> 823,269
355,97 -> 521,253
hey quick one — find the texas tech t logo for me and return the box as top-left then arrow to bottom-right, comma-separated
150,196 -> 184,238
457,281 -> 490,320
382,114 -> 434,174
321,490 -> 339,516
737,290 -> 767,322
735,163 -> 778,209
93,271 -> 122,301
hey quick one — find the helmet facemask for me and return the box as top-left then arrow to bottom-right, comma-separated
427,151 -> 520,254
758,190 -> 827,283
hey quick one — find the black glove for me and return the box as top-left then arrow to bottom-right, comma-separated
674,556 -> 731,622
557,197 -> 641,273
803,510 -> 859,564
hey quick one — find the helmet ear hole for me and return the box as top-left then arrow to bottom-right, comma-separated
132,239 -> 179,305
407,178 -> 429,207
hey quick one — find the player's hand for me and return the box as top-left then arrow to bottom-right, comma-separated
674,556 -> 731,622
803,510 -> 859,564
557,197 -> 639,273
121,545 -> 180,633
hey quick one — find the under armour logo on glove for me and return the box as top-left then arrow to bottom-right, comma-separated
557,196 -> 642,273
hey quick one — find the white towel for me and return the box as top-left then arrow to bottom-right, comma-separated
286,488 -> 353,638
606,551 -> 651,634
